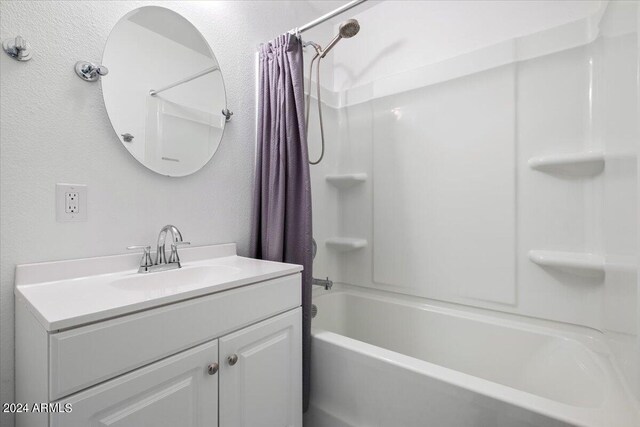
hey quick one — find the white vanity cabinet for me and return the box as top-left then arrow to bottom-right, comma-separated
220,309 -> 302,427
15,244 -> 303,427
49,309 -> 301,427
50,339 -> 220,427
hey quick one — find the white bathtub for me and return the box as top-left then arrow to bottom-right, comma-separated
304,286 -> 639,427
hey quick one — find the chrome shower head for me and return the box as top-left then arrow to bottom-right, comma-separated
320,18 -> 360,58
339,19 -> 360,38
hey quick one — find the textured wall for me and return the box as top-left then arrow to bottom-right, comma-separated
0,1 -> 314,424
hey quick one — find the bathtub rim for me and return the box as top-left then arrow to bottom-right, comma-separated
313,284 -> 605,349
311,285 -> 640,427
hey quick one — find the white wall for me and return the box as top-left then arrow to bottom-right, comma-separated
326,42 -> 604,324
332,0 -> 603,92
0,1 -> 318,425
598,1 -> 640,398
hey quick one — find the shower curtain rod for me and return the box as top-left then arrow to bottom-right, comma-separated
290,0 -> 368,34
149,66 -> 219,96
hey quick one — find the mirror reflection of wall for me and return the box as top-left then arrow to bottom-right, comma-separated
102,6 -> 226,177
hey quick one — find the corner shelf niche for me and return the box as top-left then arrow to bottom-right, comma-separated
528,151 -> 604,176
326,237 -> 367,252
326,173 -> 367,189
528,250 -> 605,277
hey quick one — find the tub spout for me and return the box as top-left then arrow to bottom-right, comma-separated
313,277 -> 333,290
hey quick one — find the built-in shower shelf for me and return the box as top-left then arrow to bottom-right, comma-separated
528,250 -> 605,276
326,173 -> 367,189
326,237 -> 368,252
528,151 -> 604,176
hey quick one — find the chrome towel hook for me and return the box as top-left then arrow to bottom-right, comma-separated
222,109 -> 233,122
75,61 -> 109,82
3,35 -> 32,61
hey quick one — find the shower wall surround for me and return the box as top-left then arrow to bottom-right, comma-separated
0,2 -> 322,425
309,0 -> 639,399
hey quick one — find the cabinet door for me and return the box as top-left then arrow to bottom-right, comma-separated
51,340 -> 218,427
220,308 -> 302,427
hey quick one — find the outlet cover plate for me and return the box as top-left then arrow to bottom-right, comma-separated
56,183 -> 87,222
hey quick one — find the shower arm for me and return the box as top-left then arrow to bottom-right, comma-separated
320,35 -> 342,59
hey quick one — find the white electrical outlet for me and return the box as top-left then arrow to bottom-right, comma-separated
65,192 -> 79,213
56,184 -> 87,222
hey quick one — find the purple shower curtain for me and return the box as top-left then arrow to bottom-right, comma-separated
250,33 -> 313,411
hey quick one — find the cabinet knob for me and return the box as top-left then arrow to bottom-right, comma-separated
207,362 -> 219,375
227,354 -> 238,366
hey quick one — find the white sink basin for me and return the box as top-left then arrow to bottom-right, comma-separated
14,244 -> 303,331
111,265 -> 242,291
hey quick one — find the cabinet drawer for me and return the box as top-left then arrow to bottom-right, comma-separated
50,273 -> 301,400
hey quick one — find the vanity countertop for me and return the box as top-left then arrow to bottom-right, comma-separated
15,244 -> 302,331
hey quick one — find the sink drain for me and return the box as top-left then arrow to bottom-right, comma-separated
311,304 -> 318,318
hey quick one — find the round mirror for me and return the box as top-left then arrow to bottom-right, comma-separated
102,6 -> 226,177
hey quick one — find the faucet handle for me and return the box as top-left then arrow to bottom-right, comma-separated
127,245 -> 153,267
127,245 -> 151,251
169,241 -> 190,264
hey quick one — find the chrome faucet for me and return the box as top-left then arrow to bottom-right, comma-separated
155,224 -> 189,265
127,225 -> 190,273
